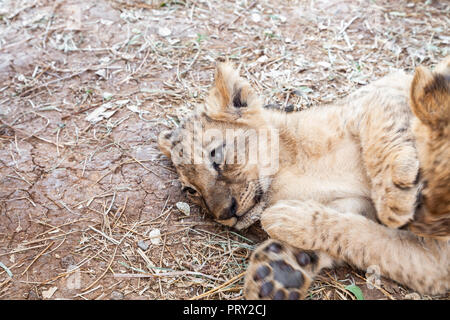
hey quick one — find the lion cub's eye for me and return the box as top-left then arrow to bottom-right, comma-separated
182,186 -> 197,195
210,145 -> 224,171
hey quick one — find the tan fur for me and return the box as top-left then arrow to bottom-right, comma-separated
158,59 -> 449,297
408,56 -> 450,239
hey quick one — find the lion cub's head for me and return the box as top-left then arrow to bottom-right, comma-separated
158,63 -> 279,229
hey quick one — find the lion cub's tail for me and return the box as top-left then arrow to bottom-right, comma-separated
409,56 -> 450,239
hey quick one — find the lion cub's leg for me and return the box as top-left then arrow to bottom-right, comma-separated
244,240 -> 334,300
261,200 -> 449,295
356,93 -> 420,228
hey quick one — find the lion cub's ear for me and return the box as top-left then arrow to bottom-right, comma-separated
410,64 -> 450,130
158,130 -> 173,159
204,62 -> 261,120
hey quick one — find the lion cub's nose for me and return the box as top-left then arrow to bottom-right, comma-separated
219,197 -> 238,220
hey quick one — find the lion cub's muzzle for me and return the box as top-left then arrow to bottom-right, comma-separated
214,197 -> 240,227
218,197 -> 238,220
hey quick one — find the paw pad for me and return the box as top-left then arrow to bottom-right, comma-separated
253,265 -> 271,281
296,252 -> 311,266
273,289 -> 285,300
288,291 -> 300,300
259,282 -> 274,297
264,242 -> 282,253
244,239 -> 319,300
270,260 -> 304,288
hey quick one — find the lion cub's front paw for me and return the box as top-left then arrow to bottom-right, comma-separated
244,240 -> 320,300
375,180 -> 418,229
260,200 -> 323,249
375,151 -> 420,229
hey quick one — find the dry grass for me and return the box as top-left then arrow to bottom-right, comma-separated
0,0 -> 449,300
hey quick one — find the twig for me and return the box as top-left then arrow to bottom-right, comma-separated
0,244 -> 48,257
112,197 -> 128,228
81,245 -> 119,292
42,1 -> 63,48
114,271 -> 221,282
88,226 -> 120,245
21,242 -> 55,276
190,271 -> 246,300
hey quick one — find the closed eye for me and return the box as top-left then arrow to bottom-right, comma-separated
210,144 -> 225,171
182,186 -> 197,195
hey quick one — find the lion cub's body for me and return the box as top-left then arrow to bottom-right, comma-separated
158,59 -> 449,298
260,104 -> 372,213
265,71 -> 421,225
249,72 -> 449,296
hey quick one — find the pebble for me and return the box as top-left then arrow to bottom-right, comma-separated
149,229 -> 161,245
251,13 -> 262,23
102,91 -> 113,100
27,290 -> 40,300
111,291 -> 124,300
256,55 -> 268,63
158,27 -> 172,37
137,240 -> 149,251
404,293 -> 421,300
176,202 -> 190,216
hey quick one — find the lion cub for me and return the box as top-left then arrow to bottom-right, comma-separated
158,58 -> 449,299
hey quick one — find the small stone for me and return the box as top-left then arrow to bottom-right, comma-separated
158,27 -> 172,37
176,202 -> 190,216
27,290 -> 40,300
137,240 -> 149,251
149,229 -> 161,245
256,55 -> 268,64
111,291 -> 124,300
404,292 -> 421,300
251,13 -> 262,23
17,74 -> 26,82
95,69 -> 107,79
102,91 -> 113,100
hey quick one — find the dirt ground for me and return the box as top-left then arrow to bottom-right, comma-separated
0,0 -> 448,300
